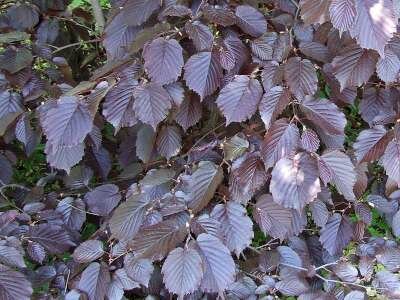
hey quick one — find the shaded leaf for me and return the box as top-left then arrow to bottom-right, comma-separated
56,197 -> 86,231
124,255 -> 154,287
299,0 -> 330,25
78,262 -> 110,300
156,125 -> 182,160
223,133 -> 249,161
27,224 -> 76,254
184,161 -> 223,213
354,126 -> 392,163
284,57 -> 318,99
259,86 -> 290,130
175,95 -> 202,131
310,200 -> 329,227
0,90 -> 23,136
319,213 -> 353,255
0,264 -> 32,300
329,0 -> 357,35
84,184 -> 121,217
185,21 -> 213,51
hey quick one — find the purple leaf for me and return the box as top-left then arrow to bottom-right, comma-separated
73,240 -> 104,263
45,142 -> 85,173
377,49 -> 400,83
216,75 -> 263,124
196,233 -> 235,293
84,184 -> 121,217
185,21 -> 214,51
0,264 -> 33,300
133,82 -> 172,130
184,51 -> 223,100
359,87 -> 394,126
299,0 -> 330,25
319,150 -> 356,201
0,90 -> 23,136
161,247 -> 203,298
210,202 -> 254,256
310,200 -> 329,227
350,0 -> 397,57
329,0 -> 357,35
56,197 -> 86,231
299,41 -> 331,63
284,57 -> 318,99
120,0 -> 160,26
235,5 -> 267,37
27,224 -> 76,254
156,125 -> 182,160
184,161 -> 223,213
0,245 -> 25,268
259,86 -> 290,130
271,152 -> 321,211
143,38 -> 184,84
203,4 -> 236,26
354,126 -> 392,163
332,44 -> 378,90
78,262 -> 110,300
319,213 -> 353,255
261,118 -> 300,169
301,129 -> 320,152
27,242 -> 46,264
123,255 -> 154,287
253,194 -> 294,240
175,95 -> 202,131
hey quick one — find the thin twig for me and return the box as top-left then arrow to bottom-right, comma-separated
52,38 -> 102,54
64,269 -> 71,294
183,122 -> 225,157
315,261 -> 340,271
279,263 -> 308,271
314,274 -> 385,291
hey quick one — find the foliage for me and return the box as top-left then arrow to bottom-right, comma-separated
1,0 -> 400,299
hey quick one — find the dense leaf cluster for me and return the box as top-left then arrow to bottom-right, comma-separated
1,0 -> 400,299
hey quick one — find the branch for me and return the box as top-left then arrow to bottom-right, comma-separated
90,0 -> 105,33
51,38 -> 102,54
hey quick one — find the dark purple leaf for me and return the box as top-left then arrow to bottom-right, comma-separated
253,194 -> 294,240
156,125 -> 182,160
0,48 -> 33,74
299,41 -> 331,63
202,4 -> 236,26
319,213 -> 353,255
175,95 -> 202,131
161,247 -> 203,298
0,90 -> 23,136
299,0 -> 330,25
73,240 -> 104,263
78,262 -> 110,300
235,5 -> 267,37
310,200 -> 329,227
216,75 -> 263,124
0,264 -> 32,300
377,49 -> 400,83
276,277 -> 310,296
261,118 -> 300,169
301,129 -> 320,152
382,138 -> 400,187
123,254 -> 154,287
250,33 -> 277,61
353,126 -> 392,163
185,21 -> 214,51
6,4 -> 38,30
332,262 -> 358,282
133,82 -> 172,130
184,51 -> 223,100
143,38 -> 184,84
359,87 -> 394,126
55,197 -> 86,231
332,44 -> 378,90
27,242 -> 46,264
0,244 -> 25,268
27,224 -> 76,254
300,96 -> 346,135
259,86 -> 290,130
284,57 -> 318,99
84,184 -> 121,216
223,133 -> 249,161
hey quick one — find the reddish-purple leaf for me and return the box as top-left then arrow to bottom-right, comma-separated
156,125 -> 182,160
382,136 -> 400,187
319,213 -> 353,255
235,5 -> 267,37
175,95 -> 202,131
261,118 -> 300,169
120,0 -> 160,26
332,44 -> 379,90
133,82 -> 171,130
143,38 -> 183,85
261,61 -> 284,91
56,197 -> 86,231
73,240 -> 104,263
299,41 -> 331,63
253,194 -> 294,240
0,90 -> 23,136
310,200 -> 329,227
45,142 -> 85,173
350,0 -> 397,57
161,247 -> 203,298
376,49 -> 400,83
354,126 -> 392,163
329,0 -> 357,35
360,87 -> 394,126
123,255 -> 154,287
185,21 -> 214,51
184,51 -> 223,100
284,57 -> 318,99
271,152 -> 321,211
216,75 -> 262,124
27,224 -> 76,254
250,33 -> 277,61
299,0 -> 330,25
196,233 -> 235,293
78,262 -> 110,300
84,184 -> 121,216
258,86 -> 290,130
210,202 -> 253,256
203,4 -> 236,26
300,96 -> 346,135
